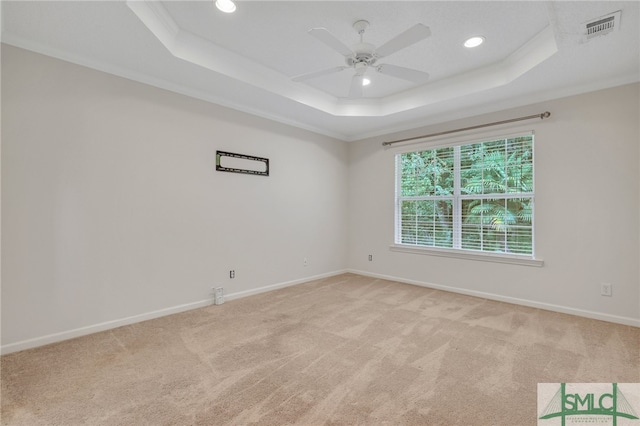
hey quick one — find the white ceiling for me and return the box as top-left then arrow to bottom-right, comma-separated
2,1 -> 639,141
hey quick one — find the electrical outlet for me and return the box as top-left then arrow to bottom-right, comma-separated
230,270 -> 235,279
368,254 -> 373,261
601,283 -> 612,297
303,258 -> 308,267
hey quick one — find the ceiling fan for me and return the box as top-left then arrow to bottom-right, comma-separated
292,20 -> 431,98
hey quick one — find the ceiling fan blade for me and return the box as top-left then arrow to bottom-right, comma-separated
292,66 -> 347,82
376,24 -> 431,58
376,64 -> 430,83
348,74 -> 363,98
309,28 -> 354,57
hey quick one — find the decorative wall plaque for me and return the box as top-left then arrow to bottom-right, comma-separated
216,151 -> 269,176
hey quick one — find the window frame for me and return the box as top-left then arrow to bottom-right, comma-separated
392,130 -> 543,267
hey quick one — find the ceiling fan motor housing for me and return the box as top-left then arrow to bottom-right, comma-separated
346,43 -> 377,67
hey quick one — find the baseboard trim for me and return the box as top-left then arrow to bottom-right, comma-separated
0,299 -> 214,355
225,270 -> 349,302
1,269 -> 348,355
5,268 -> 633,355
347,269 -> 640,328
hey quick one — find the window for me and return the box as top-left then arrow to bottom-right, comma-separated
395,133 -> 535,259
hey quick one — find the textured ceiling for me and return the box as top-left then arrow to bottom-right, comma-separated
2,1 -> 639,141
162,1 -> 550,98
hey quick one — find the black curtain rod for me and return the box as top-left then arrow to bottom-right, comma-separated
382,111 -> 551,147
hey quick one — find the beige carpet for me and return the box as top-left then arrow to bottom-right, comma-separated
2,273 -> 639,425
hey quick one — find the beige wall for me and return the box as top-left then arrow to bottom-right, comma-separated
1,45 -> 349,351
2,44 -> 639,353
348,83 -> 640,325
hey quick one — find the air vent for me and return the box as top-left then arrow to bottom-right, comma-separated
581,11 -> 621,42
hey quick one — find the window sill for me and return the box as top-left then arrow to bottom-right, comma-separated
389,244 -> 544,267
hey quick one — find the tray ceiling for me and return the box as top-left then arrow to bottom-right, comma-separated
2,1 -> 638,141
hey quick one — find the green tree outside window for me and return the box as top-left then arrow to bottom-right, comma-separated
397,135 -> 534,256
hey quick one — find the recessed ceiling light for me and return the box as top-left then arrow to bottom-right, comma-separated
215,0 -> 236,13
464,36 -> 485,48
362,78 -> 371,86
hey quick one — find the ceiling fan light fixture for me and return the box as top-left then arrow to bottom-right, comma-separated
294,20 -> 432,98
464,36 -> 485,48
215,0 -> 236,13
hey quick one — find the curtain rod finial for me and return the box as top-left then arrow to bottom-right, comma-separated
541,111 -> 551,119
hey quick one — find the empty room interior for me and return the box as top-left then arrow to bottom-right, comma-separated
1,1 -> 639,425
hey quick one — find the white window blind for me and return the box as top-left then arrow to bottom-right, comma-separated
395,133 -> 535,257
